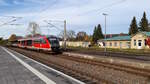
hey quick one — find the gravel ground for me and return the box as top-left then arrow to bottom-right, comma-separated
10,48 -> 150,84
66,48 -> 150,62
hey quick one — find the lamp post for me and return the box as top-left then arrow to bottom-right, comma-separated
102,13 -> 108,54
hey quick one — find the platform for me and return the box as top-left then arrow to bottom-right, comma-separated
64,52 -> 150,70
0,47 -> 84,84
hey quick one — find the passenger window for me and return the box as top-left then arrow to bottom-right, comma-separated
34,39 -> 40,43
40,39 -> 46,44
27,40 -> 32,46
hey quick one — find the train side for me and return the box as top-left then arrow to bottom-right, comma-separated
17,36 -> 60,52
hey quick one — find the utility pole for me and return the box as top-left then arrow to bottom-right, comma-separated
44,20 -> 67,50
102,13 -> 108,54
64,20 -> 67,50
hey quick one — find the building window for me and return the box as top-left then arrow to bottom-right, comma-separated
134,40 -> 136,46
103,42 -> 107,46
145,39 -> 147,46
109,42 -> 112,46
114,42 -> 117,47
138,40 -> 142,46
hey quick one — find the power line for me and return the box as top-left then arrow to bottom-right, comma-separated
32,1 -> 57,17
78,0 -> 127,16
0,16 -> 23,26
44,20 -> 63,31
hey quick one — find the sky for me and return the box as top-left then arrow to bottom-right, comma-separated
0,0 -> 150,38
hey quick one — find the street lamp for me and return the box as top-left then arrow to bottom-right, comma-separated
102,13 -> 108,54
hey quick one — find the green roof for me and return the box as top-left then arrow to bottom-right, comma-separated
102,32 -> 150,41
141,32 -> 150,36
104,36 -> 131,41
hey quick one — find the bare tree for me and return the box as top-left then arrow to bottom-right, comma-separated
76,31 -> 87,41
68,30 -> 76,41
58,30 -> 76,41
8,34 -> 17,42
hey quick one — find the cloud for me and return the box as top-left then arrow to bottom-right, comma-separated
0,0 -> 150,38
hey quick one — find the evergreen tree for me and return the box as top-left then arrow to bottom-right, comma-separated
92,26 -> 97,43
139,12 -> 149,31
129,17 -> 138,35
96,24 -> 104,39
92,24 -> 104,43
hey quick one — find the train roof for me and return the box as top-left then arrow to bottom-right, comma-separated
18,35 -> 58,41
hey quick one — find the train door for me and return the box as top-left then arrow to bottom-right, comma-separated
33,39 -> 41,49
26,40 -> 32,48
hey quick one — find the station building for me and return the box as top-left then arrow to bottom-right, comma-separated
98,32 -> 150,49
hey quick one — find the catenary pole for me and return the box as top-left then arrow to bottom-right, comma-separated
64,20 -> 67,50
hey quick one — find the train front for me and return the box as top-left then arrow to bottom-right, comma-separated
47,36 -> 60,52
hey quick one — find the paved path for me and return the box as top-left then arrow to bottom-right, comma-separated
0,47 -> 84,84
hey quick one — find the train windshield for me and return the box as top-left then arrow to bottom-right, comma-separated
48,38 -> 59,47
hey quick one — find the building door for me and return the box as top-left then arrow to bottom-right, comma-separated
127,42 -> 130,48
120,42 -> 122,49
138,40 -> 142,49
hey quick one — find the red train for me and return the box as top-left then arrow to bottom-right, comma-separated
15,35 -> 60,52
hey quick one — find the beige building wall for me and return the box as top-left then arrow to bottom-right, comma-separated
131,33 -> 149,49
99,32 -> 150,49
104,41 -> 131,49
60,41 -> 91,47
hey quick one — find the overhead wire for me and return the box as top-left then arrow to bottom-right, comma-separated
41,0 -> 127,33
0,0 -> 128,36
78,0 -> 127,16
44,20 -> 62,31
0,16 -> 22,26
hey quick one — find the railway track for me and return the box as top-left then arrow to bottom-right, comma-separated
60,55 -> 150,77
9,47 -> 150,84
67,49 -> 150,61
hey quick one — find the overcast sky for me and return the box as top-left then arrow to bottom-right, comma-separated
0,0 -> 150,38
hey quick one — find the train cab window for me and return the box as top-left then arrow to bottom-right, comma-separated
48,38 -> 59,46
